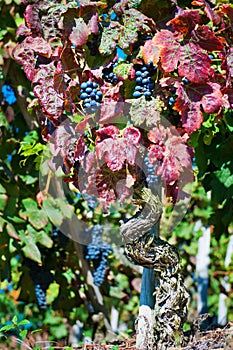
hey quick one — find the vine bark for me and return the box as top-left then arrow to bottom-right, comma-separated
120,188 -> 189,349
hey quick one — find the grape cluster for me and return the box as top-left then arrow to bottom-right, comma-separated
144,154 -> 158,188
133,62 -> 156,99
83,193 -> 98,210
93,251 -> 109,287
80,80 -> 102,114
85,225 -> 112,287
35,284 -> 47,309
102,63 -> 118,84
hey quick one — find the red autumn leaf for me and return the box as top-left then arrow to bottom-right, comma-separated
152,16 -> 217,83
174,81 -> 222,133
86,164 -> 133,208
12,37 -> 52,81
88,11 -> 99,34
69,18 -> 90,47
168,9 -> 200,35
201,83 -> 223,113
178,42 -> 212,83
16,24 -> 31,37
95,126 -> 141,171
123,126 -> 141,145
96,125 -> 120,142
33,63 -> 64,120
99,82 -> 124,123
24,4 -> 42,34
192,0 -> 221,25
192,25 -> 224,51
223,87 -> 233,109
153,30 -> 181,72
148,125 -> 192,185
141,40 -> 160,66
54,61 -> 67,94
226,48 -> 233,85
222,4 -> 233,23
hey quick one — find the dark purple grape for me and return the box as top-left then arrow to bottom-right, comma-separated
133,91 -> 142,98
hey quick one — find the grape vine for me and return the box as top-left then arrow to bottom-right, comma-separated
3,0 -> 232,345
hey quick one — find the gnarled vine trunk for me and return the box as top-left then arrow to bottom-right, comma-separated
120,188 -> 189,349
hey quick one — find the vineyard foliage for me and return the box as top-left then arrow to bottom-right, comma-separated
0,0 -> 233,342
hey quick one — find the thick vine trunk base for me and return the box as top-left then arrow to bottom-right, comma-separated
120,188 -> 189,350
130,235 -> 189,349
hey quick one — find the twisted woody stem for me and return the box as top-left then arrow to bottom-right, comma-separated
120,188 -> 189,349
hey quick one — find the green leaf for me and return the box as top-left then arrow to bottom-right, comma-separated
12,315 -> 18,324
113,62 -> 133,80
29,210 -> 49,230
215,164 -> 233,188
0,194 -> 8,211
99,23 -> 121,55
55,198 -> 74,219
22,198 -> 38,212
0,217 -> 5,232
21,198 -> 49,229
43,197 -> 63,226
18,319 -> 31,326
6,222 -> 20,240
224,111 -> 233,132
19,329 -> 28,340
36,230 -> 53,248
22,238 -> 42,263
0,184 -> 6,194
0,111 -> 9,129
20,229 -> 42,263
0,325 -> 14,332
7,216 -> 25,224
50,323 -> 68,339
18,174 -> 38,185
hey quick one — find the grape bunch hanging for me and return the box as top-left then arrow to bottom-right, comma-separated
35,284 -> 47,309
102,63 -> 119,84
85,225 -> 112,287
80,80 -> 103,114
133,62 -> 156,99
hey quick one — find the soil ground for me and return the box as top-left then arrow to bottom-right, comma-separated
0,323 -> 233,349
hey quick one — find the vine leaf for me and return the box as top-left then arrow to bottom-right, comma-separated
95,125 -> 141,171
152,30 -> 212,83
40,3 -> 67,40
173,81 -> 222,133
99,23 -> 121,55
192,25 -> 224,51
12,37 -> 52,81
6,222 -> 20,240
33,63 -> 64,121
20,198 -> 48,230
113,62 -> 134,80
42,197 -> 64,227
24,4 -> 42,34
148,125 -> 192,186
69,18 -> 90,46
19,226 -> 42,263
100,8 -> 155,55
129,96 -> 162,128
142,40 -> 160,65
168,9 -> 200,35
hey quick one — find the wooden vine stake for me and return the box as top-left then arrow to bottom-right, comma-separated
120,188 -> 189,349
